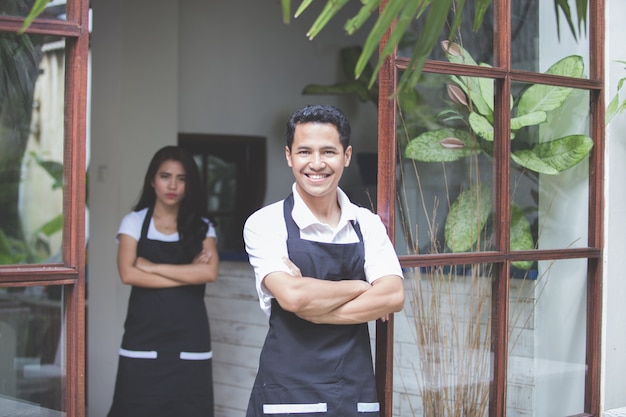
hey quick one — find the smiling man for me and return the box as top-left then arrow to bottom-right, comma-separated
243,104 -> 404,417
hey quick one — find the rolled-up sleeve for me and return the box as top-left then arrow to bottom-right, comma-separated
243,201 -> 291,316
358,208 -> 403,283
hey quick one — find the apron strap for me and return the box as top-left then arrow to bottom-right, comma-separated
282,193 -> 364,242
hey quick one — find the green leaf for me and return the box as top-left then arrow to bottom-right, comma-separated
281,0 -> 292,23
398,0 -> 454,91
517,55 -> 584,116
444,43 -> 494,118
510,111 -> 547,130
32,153 -> 64,189
473,0 -> 493,32
405,128 -> 480,162
605,94 -> 619,125
37,214 -> 63,237
0,229 -> 27,264
510,204 -> 534,269
19,0 -> 50,33
445,184 -> 492,253
468,112 -> 494,141
306,0 -> 350,40
355,0 -> 406,83
372,0 -> 423,87
344,0 -> 380,35
511,134 -> 593,175
294,0 -> 314,18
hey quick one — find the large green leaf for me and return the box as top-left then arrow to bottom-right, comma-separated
510,111 -> 548,130
517,55 -> 584,116
405,128 -> 480,162
468,112 -> 493,141
444,42 -> 493,119
511,134 -> 593,175
510,204 -> 534,270
445,184 -> 492,253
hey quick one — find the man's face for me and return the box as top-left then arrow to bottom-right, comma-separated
286,122 -> 352,202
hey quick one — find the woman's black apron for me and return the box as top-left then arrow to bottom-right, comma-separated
246,194 -> 379,416
108,207 -> 214,417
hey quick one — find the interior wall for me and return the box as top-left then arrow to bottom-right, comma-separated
87,1 -> 375,416
178,0 -> 378,204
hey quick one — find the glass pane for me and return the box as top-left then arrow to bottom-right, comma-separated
508,258 -> 587,416
396,74 -> 495,255
206,155 -> 236,213
0,33 -> 65,265
510,82 -> 590,252
512,0 -> 589,77
398,2 -> 494,67
394,264 -> 493,416
0,285 -> 66,415
0,0 -> 67,20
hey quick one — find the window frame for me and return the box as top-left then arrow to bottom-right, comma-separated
375,1 -> 604,416
0,1 -> 89,415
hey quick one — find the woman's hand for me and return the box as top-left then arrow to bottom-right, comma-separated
135,257 -> 156,273
193,250 -> 212,264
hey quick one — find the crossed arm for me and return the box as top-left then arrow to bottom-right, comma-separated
263,258 -> 404,325
117,234 -> 219,288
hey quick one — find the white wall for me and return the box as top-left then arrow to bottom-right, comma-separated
87,1 -> 375,416
603,0 -> 626,411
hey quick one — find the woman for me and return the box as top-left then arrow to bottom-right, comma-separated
108,146 -> 219,417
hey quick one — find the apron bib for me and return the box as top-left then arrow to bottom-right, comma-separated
246,194 -> 379,417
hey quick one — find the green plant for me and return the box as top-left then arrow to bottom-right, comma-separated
606,60 -> 626,124
0,153 -> 63,264
280,0 -> 588,92
401,41 -> 593,265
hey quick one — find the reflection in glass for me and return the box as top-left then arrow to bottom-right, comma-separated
0,285 -> 65,414
394,264 -> 493,416
510,82 -> 590,252
396,73 -> 495,255
0,0 -> 67,20
0,33 -> 65,265
512,0 -> 589,76
508,259 -> 587,416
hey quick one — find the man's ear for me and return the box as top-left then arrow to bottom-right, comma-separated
344,145 -> 353,167
285,146 -> 293,167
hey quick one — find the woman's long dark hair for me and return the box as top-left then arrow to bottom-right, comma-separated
134,145 -> 209,258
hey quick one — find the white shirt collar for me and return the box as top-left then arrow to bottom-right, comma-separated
290,183 -> 356,230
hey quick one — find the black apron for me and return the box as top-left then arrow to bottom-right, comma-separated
108,206 -> 214,417
246,194 -> 379,416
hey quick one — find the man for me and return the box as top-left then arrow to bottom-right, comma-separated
244,104 -> 404,416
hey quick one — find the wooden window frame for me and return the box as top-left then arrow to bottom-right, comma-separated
374,1 -> 604,416
0,1 -> 90,416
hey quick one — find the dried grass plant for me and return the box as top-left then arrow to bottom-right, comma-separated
394,148 -> 553,417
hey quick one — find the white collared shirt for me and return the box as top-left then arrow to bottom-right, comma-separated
244,184 -> 403,316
